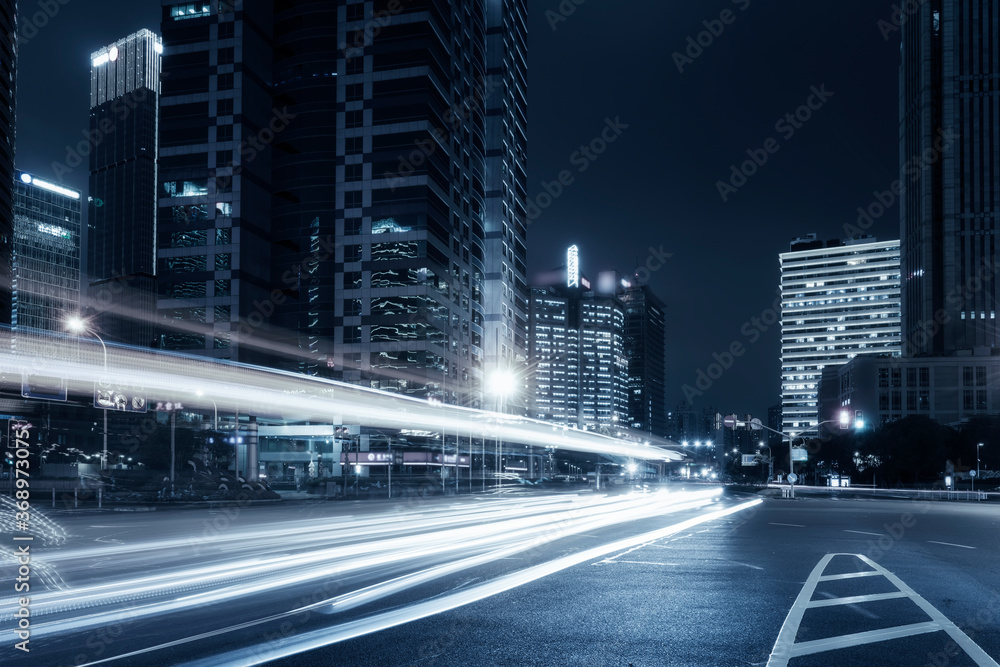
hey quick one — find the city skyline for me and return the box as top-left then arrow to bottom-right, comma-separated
15,2 -> 903,421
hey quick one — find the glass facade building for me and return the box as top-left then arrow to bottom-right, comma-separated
623,284 -> 667,437
900,1 -> 1000,355
779,236 -> 901,435
528,259 -> 629,432
156,0 -> 528,410
88,29 -> 162,347
0,0 -> 15,329
157,1 -> 274,362
12,171 -> 82,350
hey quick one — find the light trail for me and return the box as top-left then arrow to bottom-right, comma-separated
0,490 -> 746,664
0,340 -> 683,462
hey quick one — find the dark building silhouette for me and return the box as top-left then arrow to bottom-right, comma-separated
155,0 -> 527,410
900,1 -> 999,355
156,1 -> 274,362
624,284 -> 666,437
0,0 -> 15,329
88,30 -> 162,347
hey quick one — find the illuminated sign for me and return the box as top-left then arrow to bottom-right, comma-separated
37,223 -> 72,240
109,45 -> 119,62
567,245 -> 579,288
21,173 -> 81,200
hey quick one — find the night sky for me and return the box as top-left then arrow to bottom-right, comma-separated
15,1 -> 902,423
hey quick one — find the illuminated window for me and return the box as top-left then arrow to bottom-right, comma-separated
170,3 -> 211,20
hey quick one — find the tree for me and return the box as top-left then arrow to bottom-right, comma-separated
859,416 -> 958,487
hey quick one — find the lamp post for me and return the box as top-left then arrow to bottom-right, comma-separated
195,389 -> 218,430
758,442 -> 773,483
67,317 -> 108,471
974,442 -> 984,493
489,369 -> 517,491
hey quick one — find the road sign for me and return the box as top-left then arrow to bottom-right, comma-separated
787,472 -> 798,484
969,470 -> 977,478
723,414 -> 738,429
741,454 -> 759,466
791,447 -> 808,462
749,418 -> 763,431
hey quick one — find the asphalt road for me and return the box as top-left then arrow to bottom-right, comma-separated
270,495 -> 1000,667
2,490 -> 998,666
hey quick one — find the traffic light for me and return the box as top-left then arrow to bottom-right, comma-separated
854,410 -> 864,429
839,410 -> 849,429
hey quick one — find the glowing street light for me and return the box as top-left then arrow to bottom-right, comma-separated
67,316 -> 108,471
195,389 -> 219,430
489,368 -> 519,489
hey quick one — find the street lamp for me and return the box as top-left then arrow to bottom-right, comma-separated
67,316 -> 108,471
195,389 -> 218,430
974,442 -> 984,493
758,442 -> 773,483
489,369 -> 517,490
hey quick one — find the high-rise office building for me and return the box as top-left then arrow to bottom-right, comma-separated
623,283 -> 666,437
528,247 -> 629,431
156,1 -> 528,410
900,2 -> 999,355
12,170 -> 82,349
157,1 -> 273,361
88,29 -> 162,347
779,235 -> 901,434
0,0 -> 16,329
483,0 -> 529,408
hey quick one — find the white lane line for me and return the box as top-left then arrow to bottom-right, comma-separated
863,554 -> 998,666
766,553 -> 1000,667
731,561 -> 765,571
614,560 -> 675,566
844,530 -> 884,537
808,591 -> 908,608
112,499 -> 764,667
769,522 -> 805,528
928,540 -> 976,550
817,571 -> 880,581
791,621 -> 941,655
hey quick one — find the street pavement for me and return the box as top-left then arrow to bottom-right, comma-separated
2,490 -> 998,666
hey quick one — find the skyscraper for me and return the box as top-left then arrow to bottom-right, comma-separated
0,0 -> 16,329
157,1 -> 273,361
528,248 -> 629,432
483,0 -> 529,409
779,235 -> 901,434
156,0 -> 528,411
623,283 -> 667,437
88,29 -> 162,347
900,2 -> 999,355
12,170 -> 81,349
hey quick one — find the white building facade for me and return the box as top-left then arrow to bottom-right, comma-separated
780,237 -> 901,435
